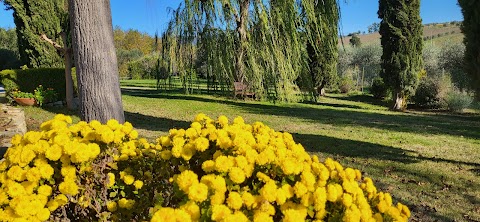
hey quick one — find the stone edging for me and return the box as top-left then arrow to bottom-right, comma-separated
0,104 -> 27,159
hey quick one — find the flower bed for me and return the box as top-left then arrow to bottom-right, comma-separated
0,114 -> 410,221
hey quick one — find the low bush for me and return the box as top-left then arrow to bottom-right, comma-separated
370,77 -> 388,99
446,91 -> 473,112
413,78 -> 444,108
0,114 -> 410,221
339,77 -> 355,94
0,68 -> 74,101
413,75 -> 453,109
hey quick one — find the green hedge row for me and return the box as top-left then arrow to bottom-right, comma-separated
0,68 -> 77,100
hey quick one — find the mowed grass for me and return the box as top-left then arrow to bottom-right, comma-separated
23,87 -> 480,222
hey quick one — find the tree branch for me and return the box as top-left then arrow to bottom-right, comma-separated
40,34 -> 65,52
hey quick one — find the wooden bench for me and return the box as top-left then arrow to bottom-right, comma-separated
234,82 -> 255,98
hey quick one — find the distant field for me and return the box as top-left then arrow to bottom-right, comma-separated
340,23 -> 462,46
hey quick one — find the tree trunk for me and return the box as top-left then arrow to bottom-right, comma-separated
392,90 -> 406,111
68,0 -> 125,123
234,0 -> 250,83
61,32 -> 75,110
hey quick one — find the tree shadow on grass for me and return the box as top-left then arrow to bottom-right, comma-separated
293,133 -> 480,167
291,133 -> 418,164
122,88 -> 480,140
124,111 -> 190,133
327,94 -> 391,107
300,100 -> 365,110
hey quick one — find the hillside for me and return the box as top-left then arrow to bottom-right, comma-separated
339,22 -> 463,46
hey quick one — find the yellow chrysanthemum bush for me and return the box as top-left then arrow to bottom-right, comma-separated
0,113 -> 411,221
0,114 -> 167,221
148,114 -> 410,222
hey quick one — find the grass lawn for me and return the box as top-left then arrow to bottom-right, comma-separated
23,88 -> 480,222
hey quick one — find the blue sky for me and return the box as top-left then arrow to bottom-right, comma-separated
0,0 -> 463,36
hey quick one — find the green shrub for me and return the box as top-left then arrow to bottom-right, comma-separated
446,91 -> 473,112
413,78 -> 444,108
413,75 -> 453,109
0,68 -> 74,101
339,77 -> 354,93
127,55 -> 160,80
370,77 -> 388,99
0,114 -> 411,222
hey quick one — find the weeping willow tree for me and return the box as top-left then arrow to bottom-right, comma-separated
302,0 -> 340,97
162,0 -> 340,102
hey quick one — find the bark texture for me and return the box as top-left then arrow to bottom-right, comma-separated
234,0 -> 250,83
68,0 -> 125,123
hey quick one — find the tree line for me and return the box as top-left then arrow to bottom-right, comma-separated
0,0 -> 479,121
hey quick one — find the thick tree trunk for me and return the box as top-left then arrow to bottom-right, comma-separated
234,0 -> 250,83
68,0 -> 125,123
392,90 -> 406,111
317,83 -> 326,97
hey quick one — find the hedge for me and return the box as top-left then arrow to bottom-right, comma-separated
0,68 -> 77,101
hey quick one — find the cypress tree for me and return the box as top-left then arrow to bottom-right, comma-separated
378,0 -> 423,110
458,0 -> 480,101
3,0 -> 66,68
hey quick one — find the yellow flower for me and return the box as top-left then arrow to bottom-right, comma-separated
215,155 -> 234,173
218,115 -> 229,127
7,181 -> 26,197
107,119 -> 120,130
276,188 -> 287,205
36,208 -> 50,221
186,127 -> 198,139
160,150 -> 172,160
176,170 -> 199,193
107,173 -> 115,187
25,167 -> 41,182
61,165 -> 77,179
210,191 -> 226,205
228,167 -> 246,184
118,198 -> 135,209
37,185 -> 52,196
260,180 -> 278,202
133,180 -> 144,189
55,194 -> 69,206
45,144 -> 62,161
226,192 -> 243,210
283,209 -> 306,222
211,204 -> 232,221
107,201 -> 118,212
188,182 -> 209,202
129,130 -> 138,139
181,201 -> 201,221
38,163 -> 54,180
194,137 -> 210,152
223,211 -> 249,222
151,207 -> 175,222
254,212 -> 273,222
59,180 -> 79,196
181,143 -> 196,161
202,160 -> 216,172
123,174 -> 135,185
242,192 -> 256,208
7,165 -> 26,181
294,182 -> 308,198
342,193 -> 353,207
47,199 -> 59,211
